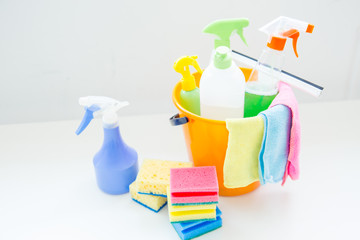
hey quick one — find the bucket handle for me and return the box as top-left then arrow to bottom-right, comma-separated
169,113 -> 189,126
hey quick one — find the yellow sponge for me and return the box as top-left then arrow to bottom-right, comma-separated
129,182 -> 167,213
136,159 -> 193,197
167,187 -> 216,212
167,188 -> 216,223
169,209 -> 216,223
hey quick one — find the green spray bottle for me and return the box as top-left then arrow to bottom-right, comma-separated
244,16 -> 314,117
203,18 -> 249,49
174,56 -> 203,115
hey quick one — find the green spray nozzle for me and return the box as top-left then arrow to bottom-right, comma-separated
203,18 -> 250,49
214,46 -> 232,69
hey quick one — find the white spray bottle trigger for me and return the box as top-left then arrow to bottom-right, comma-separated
259,16 -> 314,58
75,96 -> 129,135
260,16 -> 312,35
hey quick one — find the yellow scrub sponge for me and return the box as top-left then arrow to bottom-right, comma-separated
136,160 -> 193,197
129,182 -> 167,213
167,188 -> 217,212
169,209 -> 216,223
167,188 -> 216,223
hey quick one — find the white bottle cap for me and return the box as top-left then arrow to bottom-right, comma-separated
102,111 -> 119,129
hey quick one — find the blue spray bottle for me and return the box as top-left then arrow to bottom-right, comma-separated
75,96 -> 138,195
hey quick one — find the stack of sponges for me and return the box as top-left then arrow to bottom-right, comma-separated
168,166 -> 222,239
130,159 -> 192,212
172,207 -> 222,240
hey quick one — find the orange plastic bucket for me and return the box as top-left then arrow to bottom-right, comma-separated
170,68 -> 260,196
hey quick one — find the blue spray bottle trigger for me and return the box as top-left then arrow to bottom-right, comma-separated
75,105 -> 101,135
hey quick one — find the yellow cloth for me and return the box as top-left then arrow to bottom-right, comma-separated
223,116 -> 264,188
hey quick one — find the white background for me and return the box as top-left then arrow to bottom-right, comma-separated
0,0 -> 359,124
1,101 -> 359,239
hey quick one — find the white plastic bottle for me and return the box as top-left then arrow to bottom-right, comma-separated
200,46 -> 245,120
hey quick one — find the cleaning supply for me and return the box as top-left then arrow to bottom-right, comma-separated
245,16 -> 314,117
173,56 -> 202,115
200,18 -> 249,120
203,18 -> 249,50
170,69 -> 261,196
136,159 -> 193,197
171,208 -> 222,240
270,82 -> 301,184
200,46 -> 246,120
75,96 -> 138,195
167,187 -> 217,223
168,203 -> 216,223
167,190 -> 216,223
172,207 -> 222,240
167,167 -> 219,223
129,181 -> 167,213
170,166 -> 219,205
231,50 -> 324,97
223,116 -> 264,188
258,104 -> 291,184
168,189 -> 217,212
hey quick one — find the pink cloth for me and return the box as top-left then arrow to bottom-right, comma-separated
270,82 -> 300,185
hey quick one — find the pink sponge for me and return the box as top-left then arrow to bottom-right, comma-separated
170,166 -> 219,205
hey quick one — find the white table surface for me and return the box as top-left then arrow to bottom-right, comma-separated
1,100 -> 359,240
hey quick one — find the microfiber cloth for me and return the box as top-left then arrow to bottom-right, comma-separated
270,82 -> 300,184
172,207 -> 222,240
223,116 -> 264,188
258,105 -> 291,184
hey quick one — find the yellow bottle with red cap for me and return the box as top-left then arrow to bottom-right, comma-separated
244,16 -> 314,117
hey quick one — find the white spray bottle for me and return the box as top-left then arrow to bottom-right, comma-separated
200,18 -> 249,120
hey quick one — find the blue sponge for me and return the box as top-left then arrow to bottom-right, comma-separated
172,207 -> 222,240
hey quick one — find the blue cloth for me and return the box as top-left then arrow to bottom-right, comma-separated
258,105 -> 291,184
172,207 -> 222,240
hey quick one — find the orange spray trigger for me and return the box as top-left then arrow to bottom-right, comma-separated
283,29 -> 300,57
306,24 -> 314,33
